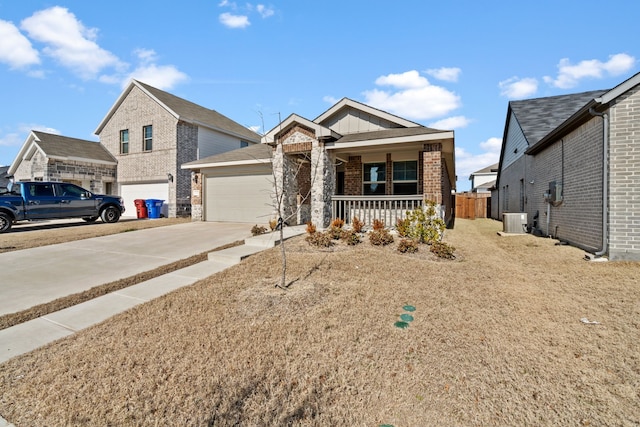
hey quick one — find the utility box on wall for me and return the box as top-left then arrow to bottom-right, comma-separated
549,181 -> 563,204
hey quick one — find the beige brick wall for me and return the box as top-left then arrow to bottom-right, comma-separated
608,86 -> 640,260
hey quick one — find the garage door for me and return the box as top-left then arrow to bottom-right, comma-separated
120,183 -> 169,218
204,165 -> 273,222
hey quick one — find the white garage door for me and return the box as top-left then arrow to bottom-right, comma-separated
205,165 -> 273,223
120,183 -> 169,218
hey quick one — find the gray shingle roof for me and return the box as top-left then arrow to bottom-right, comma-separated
335,126 -> 446,143
135,81 -> 261,143
510,90 -> 607,145
183,143 -> 273,167
33,131 -> 116,163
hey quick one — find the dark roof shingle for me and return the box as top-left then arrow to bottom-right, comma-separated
33,131 -> 116,163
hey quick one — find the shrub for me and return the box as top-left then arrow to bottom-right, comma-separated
372,219 -> 385,231
396,217 -> 410,237
331,218 -> 345,229
403,202 -> 446,244
306,231 -> 334,248
352,216 -> 364,233
305,221 -> 317,235
430,241 -> 456,259
251,224 -> 267,236
369,229 -> 394,246
341,229 -> 361,245
269,218 -> 278,231
397,238 -> 419,253
328,226 -> 343,240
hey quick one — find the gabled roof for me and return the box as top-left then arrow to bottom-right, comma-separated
334,126 -> 446,144
9,131 -> 116,174
314,97 -> 422,128
510,90 -> 606,146
470,163 -> 499,176
95,80 -> 261,142
181,143 -> 272,169
261,113 -> 341,144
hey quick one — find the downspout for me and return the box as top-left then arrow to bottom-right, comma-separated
589,108 -> 608,257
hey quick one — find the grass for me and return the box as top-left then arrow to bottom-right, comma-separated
1,219 -> 639,426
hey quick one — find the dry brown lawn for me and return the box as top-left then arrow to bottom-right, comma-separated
1,219 -> 639,426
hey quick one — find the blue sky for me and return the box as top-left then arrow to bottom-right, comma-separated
1,1 -> 638,191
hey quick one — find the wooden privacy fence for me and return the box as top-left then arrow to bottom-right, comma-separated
455,193 -> 490,219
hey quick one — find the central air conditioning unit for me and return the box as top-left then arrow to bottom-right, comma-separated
503,212 -> 527,233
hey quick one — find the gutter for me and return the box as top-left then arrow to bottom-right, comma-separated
589,107 -> 609,257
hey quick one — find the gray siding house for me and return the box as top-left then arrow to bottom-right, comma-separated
94,80 -> 261,218
495,71 -> 640,261
8,131 -> 117,194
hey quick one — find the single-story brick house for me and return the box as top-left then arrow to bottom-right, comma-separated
8,130 -> 117,194
183,98 -> 456,228
495,71 -> 640,261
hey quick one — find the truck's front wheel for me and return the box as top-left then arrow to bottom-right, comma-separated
0,212 -> 12,233
101,206 -> 121,223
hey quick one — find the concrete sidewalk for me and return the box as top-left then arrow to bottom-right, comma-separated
0,224 -> 304,364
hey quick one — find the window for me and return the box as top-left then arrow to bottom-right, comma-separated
240,141 -> 249,148
392,160 -> 418,195
120,130 -> 129,154
143,125 -> 153,151
363,162 -> 386,195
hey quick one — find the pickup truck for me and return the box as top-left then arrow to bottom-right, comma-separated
0,181 -> 125,233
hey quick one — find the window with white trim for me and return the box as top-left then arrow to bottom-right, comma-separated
143,125 -> 153,151
120,129 -> 129,154
392,160 -> 418,195
363,162 -> 386,195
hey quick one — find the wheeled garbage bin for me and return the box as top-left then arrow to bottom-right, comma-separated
134,199 -> 148,219
145,199 -> 164,219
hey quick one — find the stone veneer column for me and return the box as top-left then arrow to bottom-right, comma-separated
311,140 -> 335,228
190,172 -> 203,221
273,143 -> 299,224
422,143 -> 442,205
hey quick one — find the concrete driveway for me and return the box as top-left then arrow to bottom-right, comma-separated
0,221 -> 252,317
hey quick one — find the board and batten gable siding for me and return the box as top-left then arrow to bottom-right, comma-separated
502,112 -> 529,169
322,107 -> 402,135
529,118 -> 604,251
197,127 -> 248,159
99,86 -> 179,184
608,84 -> 640,260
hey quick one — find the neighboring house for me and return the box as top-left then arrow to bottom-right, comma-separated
183,98 -> 456,228
94,79 -> 262,218
495,71 -> 640,260
8,131 -> 117,194
469,163 -> 498,193
0,166 -> 11,189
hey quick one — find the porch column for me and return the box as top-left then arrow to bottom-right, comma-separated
422,143 -> 443,205
273,144 -> 299,224
190,172 -> 203,221
311,140 -> 335,228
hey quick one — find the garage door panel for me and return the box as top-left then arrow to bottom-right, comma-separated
205,168 -> 273,223
120,183 -> 169,218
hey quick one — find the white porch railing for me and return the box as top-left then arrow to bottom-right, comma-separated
331,195 -> 424,228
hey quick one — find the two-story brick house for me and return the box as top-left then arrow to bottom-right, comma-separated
95,80 -> 261,218
495,71 -> 640,261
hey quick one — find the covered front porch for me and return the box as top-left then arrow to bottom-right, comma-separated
331,195 -> 424,228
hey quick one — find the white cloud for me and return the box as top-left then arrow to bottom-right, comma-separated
543,53 -> 636,89
0,20 -> 40,68
426,67 -> 461,82
20,7 -> 124,80
121,63 -> 188,90
455,137 -> 502,183
428,116 -> 471,130
219,12 -> 250,29
256,5 -> 275,18
323,95 -> 339,104
363,70 -> 462,121
499,77 -> 538,99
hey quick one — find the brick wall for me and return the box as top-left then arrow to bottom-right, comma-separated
345,156 -> 362,195
422,144 -> 442,204
608,86 -> 640,260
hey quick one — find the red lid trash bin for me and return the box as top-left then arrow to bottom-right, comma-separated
134,199 -> 148,219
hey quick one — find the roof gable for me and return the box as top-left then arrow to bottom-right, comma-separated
95,80 -> 261,142
9,131 -> 116,174
314,98 -> 421,132
262,113 -> 340,144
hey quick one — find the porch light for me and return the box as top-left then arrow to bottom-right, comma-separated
167,173 -> 173,182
